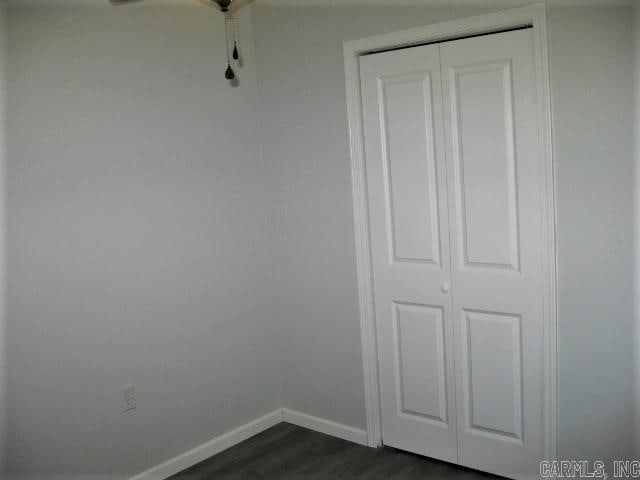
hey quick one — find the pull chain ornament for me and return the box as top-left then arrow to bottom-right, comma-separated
225,64 -> 235,80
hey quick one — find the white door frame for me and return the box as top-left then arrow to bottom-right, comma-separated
343,3 -> 557,461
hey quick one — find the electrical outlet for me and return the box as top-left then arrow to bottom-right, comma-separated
121,384 -> 136,412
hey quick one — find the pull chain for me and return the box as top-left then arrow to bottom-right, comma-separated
224,11 -> 235,80
231,12 -> 239,61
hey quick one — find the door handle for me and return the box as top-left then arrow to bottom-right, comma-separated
441,282 -> 450,294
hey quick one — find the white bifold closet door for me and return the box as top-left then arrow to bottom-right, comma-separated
359,28 -> 544,479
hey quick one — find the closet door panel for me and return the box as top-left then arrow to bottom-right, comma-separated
360,45 -> 458,463
441,29 -> 545,479
461,309 -> 523,440
382,75 -> 442,264
451,61 -> 520,272
394,302 -> 447,423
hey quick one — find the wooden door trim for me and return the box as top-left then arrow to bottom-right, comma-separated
343,3 -> 557,460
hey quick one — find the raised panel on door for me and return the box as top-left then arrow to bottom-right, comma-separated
393,303 -> 448,424
360,44 -> 457,463
441,29 -> 545,479
451,61 -> 520,272
462,309 -> 523,441
382,76 -> 442,265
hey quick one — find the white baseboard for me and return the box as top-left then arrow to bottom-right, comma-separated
129,407 -> 369,480
281,408 -> 368,446
130,409 -> 283,480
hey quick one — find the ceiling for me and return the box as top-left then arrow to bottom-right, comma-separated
261,0 -> 632,5
5,0 -> 634,7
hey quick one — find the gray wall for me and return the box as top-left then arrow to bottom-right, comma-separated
6,6 -> 280,478
549,7 -> 636,462
253,3 -> 637,463
0,3 -> 6,476
634,3 -> 640,456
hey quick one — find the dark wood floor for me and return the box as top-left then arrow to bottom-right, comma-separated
169,422 -> 500,479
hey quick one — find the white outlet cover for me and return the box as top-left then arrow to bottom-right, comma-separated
121,384 -> 136,412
